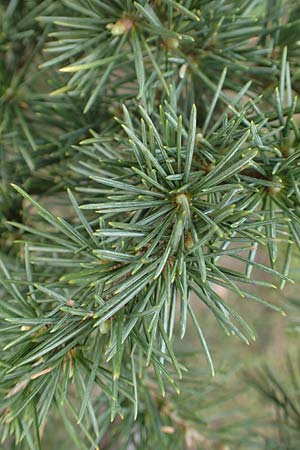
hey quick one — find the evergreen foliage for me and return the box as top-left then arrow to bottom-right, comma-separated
1,1 -> 300,448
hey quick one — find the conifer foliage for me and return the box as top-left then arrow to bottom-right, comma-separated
1,1 -> 300,448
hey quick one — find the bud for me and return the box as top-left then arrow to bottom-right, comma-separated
99,319 -> 111,334
106,18 -> 134,36
184,232 -> 194,250
165,37 -> 179,50
267,177 -> 283,196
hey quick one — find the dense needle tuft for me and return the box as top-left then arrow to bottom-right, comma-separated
1,1 -> 300,448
